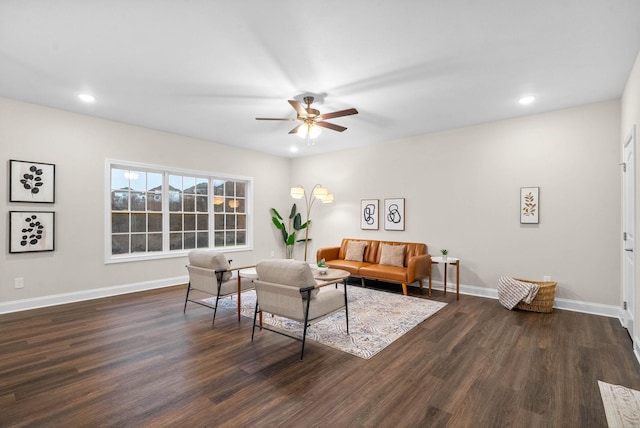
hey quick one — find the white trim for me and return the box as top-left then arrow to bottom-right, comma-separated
0,276 -> 187,314
421,280 -> 622,319
3,276 -> 624,319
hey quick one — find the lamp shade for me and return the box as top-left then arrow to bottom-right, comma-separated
290,186 -> 305,199
312,186 -> 328,200
322,193 -> 334,203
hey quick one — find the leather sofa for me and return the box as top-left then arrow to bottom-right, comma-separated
316,238 -> 431,295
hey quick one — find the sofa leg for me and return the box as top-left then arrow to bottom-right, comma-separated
402,283 -> 408,296
361,277 -> 366,288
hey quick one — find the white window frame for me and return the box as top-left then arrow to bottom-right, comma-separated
105,159 -> 253,264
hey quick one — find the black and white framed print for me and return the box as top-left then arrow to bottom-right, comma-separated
9,211 -> 55,253
9,159 -> 56,203
384,198 -> 405,231
520,187 -> 539,224
361,199 -> 379,230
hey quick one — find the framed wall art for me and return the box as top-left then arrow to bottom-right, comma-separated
9,159 -> 56,203
361,199 -> 379,230
9,211 -> 55,253
384,198 -> 405,231
520,187 -> 539,224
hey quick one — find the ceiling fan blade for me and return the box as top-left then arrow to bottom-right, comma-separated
255,117 -> 297,121
320,108 -> 358,120
288,124 -> 303,134
288,100 -> 307,117
316,121 -> 347,132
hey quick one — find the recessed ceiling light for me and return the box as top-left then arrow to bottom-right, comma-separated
78,93 -> 95,103
290,146 -> 299,153
518,95 -> 536,105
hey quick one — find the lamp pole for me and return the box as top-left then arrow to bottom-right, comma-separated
291,184 -> 333,261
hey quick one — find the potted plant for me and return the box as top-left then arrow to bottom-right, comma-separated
271,204 -> 308,258
440,249 -> 448,261
317,258 -> 329,274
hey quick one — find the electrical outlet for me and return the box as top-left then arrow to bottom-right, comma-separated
543,275 -> 552,282
15,277 -> 24,289
270,250 -> 275,257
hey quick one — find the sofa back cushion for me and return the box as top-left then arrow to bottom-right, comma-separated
339,239 -> 379,263
188,249 -> 232,281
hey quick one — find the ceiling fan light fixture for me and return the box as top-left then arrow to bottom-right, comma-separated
296,122 -> 321,139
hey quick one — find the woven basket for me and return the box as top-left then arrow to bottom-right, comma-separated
514,278 -> 557,313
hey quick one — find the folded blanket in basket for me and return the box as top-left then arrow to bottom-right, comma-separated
497,276 -> 540,310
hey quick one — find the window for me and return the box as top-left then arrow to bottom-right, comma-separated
107,161 -> 251,263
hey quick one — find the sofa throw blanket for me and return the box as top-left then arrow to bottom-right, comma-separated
497,276 -> 540,310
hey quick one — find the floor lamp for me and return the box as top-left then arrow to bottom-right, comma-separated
290,184 -> 334,261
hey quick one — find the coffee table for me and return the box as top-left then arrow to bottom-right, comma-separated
311,267 -> 351,282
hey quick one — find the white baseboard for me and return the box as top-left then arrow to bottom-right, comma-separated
0,276 -> 188,314
1,276 -> 623,320
423,280 -> 622,319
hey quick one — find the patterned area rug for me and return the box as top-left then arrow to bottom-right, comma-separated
206,285 -> 447,359
599,380 -> 640,427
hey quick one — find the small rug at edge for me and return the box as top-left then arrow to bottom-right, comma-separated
205,285 -> 447,359
599,380 -> 640,428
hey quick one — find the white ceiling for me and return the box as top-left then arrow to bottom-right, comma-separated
1,1 -> 639,158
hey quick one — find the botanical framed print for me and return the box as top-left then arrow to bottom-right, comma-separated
361,199 -> 379,230
9,211 -> 55,253
520,187 -> 539,224
9,159 -> 56,203
384,198 -> 405,231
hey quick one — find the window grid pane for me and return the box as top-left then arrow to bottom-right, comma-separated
110,164 -> 248,258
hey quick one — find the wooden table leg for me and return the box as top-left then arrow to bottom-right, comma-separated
443,262 -> 448,296
456,260 -> 460,300
237,275 -> 242,322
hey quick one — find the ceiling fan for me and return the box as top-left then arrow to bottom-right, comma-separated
256,96 -> 358,137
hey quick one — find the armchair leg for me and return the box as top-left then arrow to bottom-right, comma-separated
183,283 -> 191,313
300,297 -> 312,360
212,294 -> 221,326
251,302 -> 260,342
402,283 -> 408,296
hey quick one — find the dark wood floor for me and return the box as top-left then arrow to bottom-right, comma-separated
1,282 -> 639,427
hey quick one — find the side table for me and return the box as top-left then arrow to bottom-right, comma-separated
430,256 -> 460,300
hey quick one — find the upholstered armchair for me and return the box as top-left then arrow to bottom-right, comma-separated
251,259 -> 349,360
184,249 -> 254,325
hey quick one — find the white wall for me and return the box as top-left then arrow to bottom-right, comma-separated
0,97 -> 291,309
0,96 -> 625,315
621,50 -> 640,351
292,101 -> 621,307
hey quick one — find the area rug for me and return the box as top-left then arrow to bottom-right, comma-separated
205,285 -> 447,359
599,380 -> 640,427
